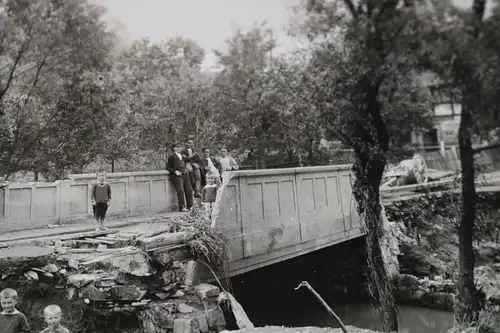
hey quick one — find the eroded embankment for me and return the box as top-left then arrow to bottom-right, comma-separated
385,191 -> 500,311
222,326 -> 380,333
0,212 -> 230,333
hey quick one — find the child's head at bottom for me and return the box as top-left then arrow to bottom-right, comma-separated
44,305 -> 63,328
206,176 -> 215,185
0,288 -> 18,313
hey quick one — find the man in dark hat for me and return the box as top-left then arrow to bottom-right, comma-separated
167,142 -> 194,212
181,136 -> 202,198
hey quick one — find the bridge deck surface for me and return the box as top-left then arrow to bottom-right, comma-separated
0,212 -> 186,244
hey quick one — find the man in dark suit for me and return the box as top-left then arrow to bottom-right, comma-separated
167,143 -> 194,212
200,147 -> 222,187
181,137 -> 202,198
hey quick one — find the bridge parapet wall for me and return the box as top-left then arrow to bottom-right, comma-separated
0,171 -> 176,233
213,165 -> 364,275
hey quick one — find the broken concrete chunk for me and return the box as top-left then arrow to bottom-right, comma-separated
68,273 -> 103,288
172,290 -> 185,298
24,271 -> 39,280
162,270 -> 176,285
178,303 -> 196,314
205,306 -> 226,331
155,293 -> 169,300
173,318 -> 200,333
184,261 -> 203,287
43,263 -> 59,273
105,252 -> 153,277
194,284 -> 220,298
194,312 -> 209,333
80,285 -> 108,301
95,279 -> 116,288
172,261 -> 183,269
67,259 -> 79,270
110,285 -> 147,301
67,288 -> 77,301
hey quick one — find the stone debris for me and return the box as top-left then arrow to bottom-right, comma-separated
195,283 -> 220,298
0,222 -> 231,333
221,326 -> 381,333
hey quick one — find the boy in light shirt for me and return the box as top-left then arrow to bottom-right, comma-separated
218,147 -> 239,183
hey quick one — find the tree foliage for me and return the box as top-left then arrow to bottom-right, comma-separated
0,0 -> 116,180
293,0 -> 435,330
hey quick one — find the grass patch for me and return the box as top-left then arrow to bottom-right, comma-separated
451,310 -> 500,333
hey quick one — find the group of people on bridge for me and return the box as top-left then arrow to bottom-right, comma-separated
167,137 -> 239,213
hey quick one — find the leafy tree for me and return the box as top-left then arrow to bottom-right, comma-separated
117,37 -> 219,165
215,25 -> 283,168
0,0 -> 117,179
420,0 -> 500,323
295,1 -> 432,330
268,55 -> 325,166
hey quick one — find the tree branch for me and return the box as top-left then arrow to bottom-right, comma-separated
342,0 -> 358,19
0,40 -> 30,102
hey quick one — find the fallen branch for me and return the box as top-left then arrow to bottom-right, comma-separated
59,230 -> 118,241
294,281 -> 349,333
139,232 -> 189,250
145,226 -> 175,238
79,247 -> 138,265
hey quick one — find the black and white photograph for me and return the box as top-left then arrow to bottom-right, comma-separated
1,0 -> 500,332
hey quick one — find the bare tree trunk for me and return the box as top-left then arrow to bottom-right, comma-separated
111,158 -> 115,173
455,97 -> 479,323
453,0 -> 485,320
353,157 -> 399,332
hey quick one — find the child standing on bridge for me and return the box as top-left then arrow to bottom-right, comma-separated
201,175 -> 218,219
91,171 -> 112,231
0,288 -> 30,333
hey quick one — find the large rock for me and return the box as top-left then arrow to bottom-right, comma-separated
104,252 -> 153,277
68,273 -> 112,288
194,312 -> 209,333
205,305 -> 226,331
194,284 -> 220,299
80,285 -> 108,301
173,317 -> 200,333
110,286 -> 147,301
162,270 -> 176,285
184,261 -> 204,286
0,246 -> 55,271
140,302 -> 176,331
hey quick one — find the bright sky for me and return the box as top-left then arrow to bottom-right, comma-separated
96,0 -> 493,69
96,0 -> 302,69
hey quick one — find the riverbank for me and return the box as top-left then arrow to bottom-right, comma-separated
386,191 -> 500,311
222,326 -> 380,333
0,210 -> 231,333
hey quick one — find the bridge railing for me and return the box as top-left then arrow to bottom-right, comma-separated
213,165 -> 364,273
0,171 -> 176,233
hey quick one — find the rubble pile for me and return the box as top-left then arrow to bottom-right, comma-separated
0,223 -> 229,333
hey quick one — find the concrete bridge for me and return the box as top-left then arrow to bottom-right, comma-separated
213,165 -> 364,275
0,165 -> 364,275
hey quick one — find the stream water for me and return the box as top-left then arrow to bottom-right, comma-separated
230,238 -> 455,333
232,279 -> 454,333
